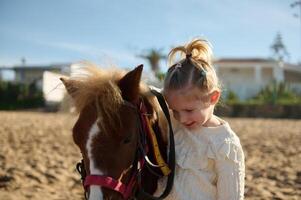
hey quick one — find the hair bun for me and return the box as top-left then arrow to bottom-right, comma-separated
186,53 -> 192,59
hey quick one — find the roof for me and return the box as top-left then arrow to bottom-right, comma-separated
214,58 -> 301,73
13,63 -> 70,70
0,63 -> 71,71
214,58 -> 275,64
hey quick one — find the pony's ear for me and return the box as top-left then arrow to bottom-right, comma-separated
60,77 -> 79,98
118,64 -> 143,103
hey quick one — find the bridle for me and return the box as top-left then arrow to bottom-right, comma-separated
76,89 -> 175,200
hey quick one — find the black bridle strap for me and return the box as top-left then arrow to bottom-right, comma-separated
76,159 -> 89,200
151,89 -> 175,198
136,89 -> 175,200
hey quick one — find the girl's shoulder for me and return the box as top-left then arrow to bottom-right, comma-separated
207,121 -> 240,143
205,119 -> 244,163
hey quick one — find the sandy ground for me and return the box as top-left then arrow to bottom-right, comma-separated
0,111 -> 300,200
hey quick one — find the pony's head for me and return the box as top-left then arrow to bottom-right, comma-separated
61,64 -> 167,200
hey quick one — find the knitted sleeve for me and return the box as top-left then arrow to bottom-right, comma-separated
207,134 -> 245,200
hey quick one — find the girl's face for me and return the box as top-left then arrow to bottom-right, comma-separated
164,87 -> 214,130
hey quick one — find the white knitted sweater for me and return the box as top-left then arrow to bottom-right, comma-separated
156,119 -> 245,200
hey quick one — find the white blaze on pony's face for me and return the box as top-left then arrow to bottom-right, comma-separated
87,121 -> 104,200
60,65 -> 146,200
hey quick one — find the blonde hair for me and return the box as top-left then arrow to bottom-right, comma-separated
64,63 -> 125,133
164,38 -> 220,97
64,62 -> 162,134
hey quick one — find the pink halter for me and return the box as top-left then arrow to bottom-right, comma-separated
84,170 -> 138,199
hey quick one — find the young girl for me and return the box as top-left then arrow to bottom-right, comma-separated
156,38 -> 245,200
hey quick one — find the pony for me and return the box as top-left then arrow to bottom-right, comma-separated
60,64 -> 174,200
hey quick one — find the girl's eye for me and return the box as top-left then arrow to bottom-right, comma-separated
185,109 -> 194,113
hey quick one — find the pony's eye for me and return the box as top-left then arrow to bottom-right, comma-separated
122,136 -> 132,144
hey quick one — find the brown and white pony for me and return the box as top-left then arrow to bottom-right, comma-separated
61,64 -> 173,200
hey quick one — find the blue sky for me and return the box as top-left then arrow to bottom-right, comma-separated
0,0 -> 300,73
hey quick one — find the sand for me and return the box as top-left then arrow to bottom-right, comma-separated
0,111 -> 300,200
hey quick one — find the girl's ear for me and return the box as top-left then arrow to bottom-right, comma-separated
210,90 -> 220,105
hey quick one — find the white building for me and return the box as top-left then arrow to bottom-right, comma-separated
42,71 -> 68,106
214,58 -> 301,100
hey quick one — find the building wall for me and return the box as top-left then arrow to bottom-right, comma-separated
218,67 -> 260,99
15,70 -> 44,84
284,71 -> 301,83
284,70 -> 301,93
261,67 -> 274,86
15,69 -> 61,86
215,60 -> 301,100
43,71 -> 65,104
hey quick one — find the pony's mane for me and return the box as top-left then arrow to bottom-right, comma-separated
67,63 -> 125,134
69,63 -> 124,113
68,63 -> 160,134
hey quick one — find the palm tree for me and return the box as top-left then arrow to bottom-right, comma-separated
270,33 -> 289,62
138,48 -> 166,75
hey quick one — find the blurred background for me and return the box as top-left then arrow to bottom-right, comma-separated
0,0 -> 300,199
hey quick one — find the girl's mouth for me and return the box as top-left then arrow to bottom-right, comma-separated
184,121 -> 196,127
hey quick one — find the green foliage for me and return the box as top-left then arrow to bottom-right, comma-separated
220,83 -> 301,106
155,72 -> 165,81
0,81 -> 44,110
138,48 -> 166,73
270,32 -> 289,62
217,82 -> 301,118
224,90 -> 240,104
250,81 -> 301,105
